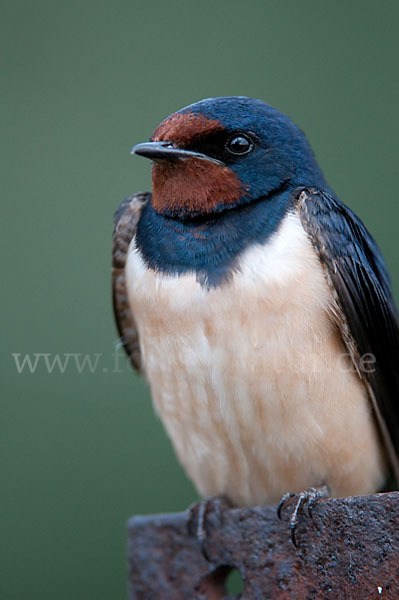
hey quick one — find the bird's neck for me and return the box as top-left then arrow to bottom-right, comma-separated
135,186 -> 294,287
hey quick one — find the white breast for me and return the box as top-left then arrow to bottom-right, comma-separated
125,211 -> 386,506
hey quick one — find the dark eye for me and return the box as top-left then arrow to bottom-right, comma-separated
225,134 -> 254,155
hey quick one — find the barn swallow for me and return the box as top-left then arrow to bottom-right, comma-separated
112,97 -> 399,538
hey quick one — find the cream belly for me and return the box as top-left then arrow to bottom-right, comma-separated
125,211 -> 386,506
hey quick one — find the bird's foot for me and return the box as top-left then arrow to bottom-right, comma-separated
277,484 -> 329,547
187,495 -> 232,561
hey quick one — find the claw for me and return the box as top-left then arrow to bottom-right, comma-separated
187,496 -> 232,561
277,492 -> 296,519
277,485 -> 329,547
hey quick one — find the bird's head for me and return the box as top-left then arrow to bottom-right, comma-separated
132,96 -> 326,218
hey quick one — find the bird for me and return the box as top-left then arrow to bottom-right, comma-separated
112,96 -> 399,530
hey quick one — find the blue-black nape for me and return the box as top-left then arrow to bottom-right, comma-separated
179,96 -> 328,197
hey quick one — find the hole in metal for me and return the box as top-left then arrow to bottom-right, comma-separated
196,565 -> 244,599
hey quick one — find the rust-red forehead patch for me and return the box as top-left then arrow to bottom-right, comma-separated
152,111 -> 224,145
150,110 -> 245,216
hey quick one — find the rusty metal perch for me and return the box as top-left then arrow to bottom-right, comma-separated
128,491 -> 399,599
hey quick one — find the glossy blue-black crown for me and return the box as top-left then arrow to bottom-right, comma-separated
179,96 -> 327,197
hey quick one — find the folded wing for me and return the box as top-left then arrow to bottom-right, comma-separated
112,192 -> 150,372
297,187 -> 399,486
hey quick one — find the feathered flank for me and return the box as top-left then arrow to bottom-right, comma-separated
297,187 -> 399,485
112,192 -> 149,372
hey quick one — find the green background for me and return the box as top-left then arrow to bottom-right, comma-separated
2,1 -> 398,598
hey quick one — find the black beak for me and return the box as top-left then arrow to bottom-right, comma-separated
131,141 -> 224,166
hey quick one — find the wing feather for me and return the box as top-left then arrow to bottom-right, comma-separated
112,192 -> 150,372
297,187 -> 399,486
